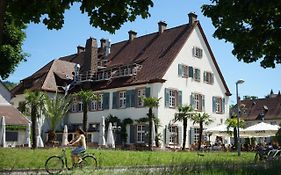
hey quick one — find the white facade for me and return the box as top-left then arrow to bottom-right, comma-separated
66,25 -> 230,148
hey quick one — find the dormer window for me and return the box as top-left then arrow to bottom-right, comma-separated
193,47 -> 203,58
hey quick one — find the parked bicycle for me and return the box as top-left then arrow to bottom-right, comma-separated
254,148 -> 281,163
45,147 -> 97,174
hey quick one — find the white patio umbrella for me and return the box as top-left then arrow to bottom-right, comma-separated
98,116 -> 106,147
61,125 -> 68,146
151,119 -> 156,147
36,122 -> 44,147
106,122 -> 115,148
0,116 -> 6,147
241,122 -> 280,137
204,124 -> 233,137
25,123 -> 31,147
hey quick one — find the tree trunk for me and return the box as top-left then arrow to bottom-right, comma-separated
0,0 -> 5,46
155,122 -> 159,147
182,118 -> 187,150
233,127 -> 238,149
148,107 -> 152,150
82,101 -> 88,132
47,130 -> 56,146
197,121 -> 203,151
31,104 -> 37,149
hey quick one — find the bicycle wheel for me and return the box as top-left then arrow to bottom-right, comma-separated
45,156 -> 64,174
254,152 -> 260,163
80,155 -> 97,173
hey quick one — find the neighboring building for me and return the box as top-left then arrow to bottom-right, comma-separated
0,93 -> 29,147
0,80 -> 11,102
11,13 -> 231,148
239,91 -> 281,127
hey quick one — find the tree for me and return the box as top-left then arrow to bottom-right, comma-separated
143,97 -> 160,150
43,93 -> 71,145
24,90 -> 45,149
2,81 -> 18,90
0,0 -> 153,79
190,112 -> 213,151
174,105 -> 195,150
202,1 -> 281,68
74,90 -> 98,132
225,116 -> 246,149
0,13 -> 27,79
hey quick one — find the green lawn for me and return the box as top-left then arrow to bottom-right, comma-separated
0,148 -> 255,170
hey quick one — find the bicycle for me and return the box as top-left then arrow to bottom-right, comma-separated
45,147 -> 97,174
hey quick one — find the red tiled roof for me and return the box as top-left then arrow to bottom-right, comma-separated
0,105 -> 29,125
12,21 -> 231,96
240,95 -> 281,121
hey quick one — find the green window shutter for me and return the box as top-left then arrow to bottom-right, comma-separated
190,93 -> 194,108
130,90 -> 136,107
165,88 -> 170,107
212,97 -> 216,113
188,66 -> 194,78
202,95 -> 205,112
189,127 -> 195,144
211,73 -> 214,84
112,92 -> 118,109
222,98 -> 226,114
103,92 -> 109,109
178,64 -> 183,77
178,90 -> 182,107
203,71 -> 207,82
130,125 -> 136,144
178,126 -> 183,146
145,87 -> 151,97
126,90 -> 131,108
165,125 -> 171,144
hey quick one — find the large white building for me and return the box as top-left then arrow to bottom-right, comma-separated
11,13 -> 231,148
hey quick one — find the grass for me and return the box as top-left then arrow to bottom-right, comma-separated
0,148 -> 255,170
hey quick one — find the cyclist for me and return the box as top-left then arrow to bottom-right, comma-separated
68,127 -> 87,166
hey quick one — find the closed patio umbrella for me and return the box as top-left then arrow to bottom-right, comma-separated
98,116 -> 106,147
36,122 -> 44,147
0,116 -> 6,147
61,125 -> 68,146
151,119 -> 156,147
25,123 -> 31,147
106,122 -> 115,148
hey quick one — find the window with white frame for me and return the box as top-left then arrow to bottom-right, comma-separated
193,46 -> 203,58
169,90 -> 176,108
90,94 -> 103,111
203,71 -> 214,84
194,128 -> 200,143
169,126 -> 178,144
137,88 -> 145,107
137,125 -> 145,143
194,93 -> 203,112
119,91 -> 126,108
194,68 -> 200,82
183,65 -> 189,78
215,97 -> 223,113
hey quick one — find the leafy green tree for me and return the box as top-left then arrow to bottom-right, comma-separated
0,0 -> 153,79
202,1 -> 281,68
191,112 -> 213,151
24,90 -> 45,149
0,13 -> 27,79
143,97 -> 160,150
43,93 -> 71,144
225,116 -> 246,148
74,90 -> 98,132
174,105 -> 195,150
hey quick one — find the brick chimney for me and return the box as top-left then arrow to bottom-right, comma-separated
77,46 -> 85,54
100,38 -> 106,49
81,37 -> 98,73
158,21 -> 167,34
128,30 -> 137,41
188,12 -> 197,25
